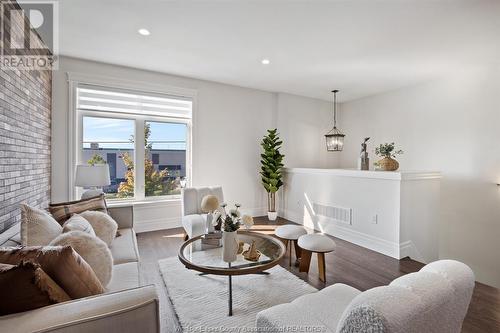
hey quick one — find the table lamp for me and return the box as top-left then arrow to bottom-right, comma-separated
75,164 -> 111,199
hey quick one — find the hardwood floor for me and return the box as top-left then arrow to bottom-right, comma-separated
136,217 -> 500,333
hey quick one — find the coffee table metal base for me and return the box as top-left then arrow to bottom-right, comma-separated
198,264 -> 271,316
228,263 -> 232,315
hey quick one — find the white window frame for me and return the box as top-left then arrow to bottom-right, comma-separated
67,72 -> 196,203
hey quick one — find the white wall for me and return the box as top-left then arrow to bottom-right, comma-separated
338,66 -> 500,288
276,93 -> 338,169
52,57 -> 334,229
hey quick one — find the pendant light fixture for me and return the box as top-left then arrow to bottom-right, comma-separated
325,89 -> 345,151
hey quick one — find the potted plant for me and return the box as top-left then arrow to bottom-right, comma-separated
260,129 -> 285,221
374,142 -> 404,171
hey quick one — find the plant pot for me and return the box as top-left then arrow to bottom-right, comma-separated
267,211 -> 278,221
377,157 -> 399,171
221,231 -> 238,263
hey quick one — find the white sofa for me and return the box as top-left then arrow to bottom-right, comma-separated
181,186 -> 224,239
256,260 -> 475,333
0,206 -> 160,333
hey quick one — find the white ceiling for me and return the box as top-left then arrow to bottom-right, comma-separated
58,0 -> 500,102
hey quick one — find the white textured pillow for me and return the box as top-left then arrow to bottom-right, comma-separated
79,211 -> 118,247
49,231 -> 113,287
63,214 -> 96,237
21,204 -> 62,246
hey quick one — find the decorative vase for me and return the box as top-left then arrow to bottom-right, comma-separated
267,211 -> 278,221
222,231 -> 238,263
205,213 -> 215,234
377,157 -> 399,171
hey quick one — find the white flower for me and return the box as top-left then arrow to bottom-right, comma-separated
241,214 -> 254,227
212,211 -> 221,226
229,209 -> 241,218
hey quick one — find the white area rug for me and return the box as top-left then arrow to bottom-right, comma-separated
158,256 -> 317,332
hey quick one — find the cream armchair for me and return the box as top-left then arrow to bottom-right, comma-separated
181,186 -> 224,239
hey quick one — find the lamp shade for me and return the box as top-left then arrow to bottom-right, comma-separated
201,195 -> 219,213
325,128 -> 345,151
75,164 -> 111,187
325,89 -> 345,151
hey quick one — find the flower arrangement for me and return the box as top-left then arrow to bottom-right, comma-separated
213,203 -> 254,232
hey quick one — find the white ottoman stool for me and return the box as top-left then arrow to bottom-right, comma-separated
275,225 -> 307,266
298,234 -> 336,282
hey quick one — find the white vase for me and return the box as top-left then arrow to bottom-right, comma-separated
222,231 -> 238,263
267,211 -> 278,221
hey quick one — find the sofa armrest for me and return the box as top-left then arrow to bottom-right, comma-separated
0,285 -> 159,333
108,205 -> 134,229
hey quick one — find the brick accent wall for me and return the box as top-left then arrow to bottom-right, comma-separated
0,2 -> 52,233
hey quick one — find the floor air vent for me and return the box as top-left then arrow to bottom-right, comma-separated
313,203 -> 352,225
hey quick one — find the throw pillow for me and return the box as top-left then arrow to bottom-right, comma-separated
21,204 -> 62,246
50,231 -> 113,286
63,214 -> 96,237
0,261 -> 70,315
49,194 -> 108,224
0,246 -> 104,299
79,210 -> 118,247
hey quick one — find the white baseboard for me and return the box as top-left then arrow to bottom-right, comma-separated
399,240 -> 427,263
280,209 -> 402,260
241,206 -> 268,217
279,209 -> 302,224
135,217 -> 182,233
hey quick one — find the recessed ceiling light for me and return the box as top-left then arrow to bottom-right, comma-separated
261,59 -> 270,65
138,28 -> 150,36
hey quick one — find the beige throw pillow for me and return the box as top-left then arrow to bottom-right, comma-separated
21,204 -> 62,246
50,231 -> 113,287
63,214 -> 96,237
79,210 -> 118,247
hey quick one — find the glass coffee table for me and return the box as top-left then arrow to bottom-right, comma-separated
178,230 -> 286,316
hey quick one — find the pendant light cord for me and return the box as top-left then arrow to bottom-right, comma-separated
332,90 -> 338,128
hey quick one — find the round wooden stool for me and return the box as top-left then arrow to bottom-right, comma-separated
298,234 -> 336,282
275,225 -> 307,266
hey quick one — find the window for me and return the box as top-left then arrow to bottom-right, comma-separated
145,121 -> 187,197
82,117 -> 135,199
76,83 -> 192,201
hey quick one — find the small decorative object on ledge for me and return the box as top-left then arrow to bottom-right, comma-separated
358,137 -> 370,170
374,142 -> 404,171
